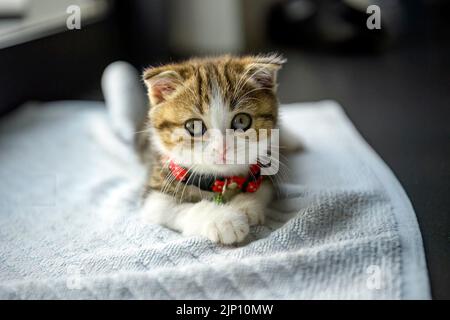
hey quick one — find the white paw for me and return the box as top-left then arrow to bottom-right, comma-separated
203,209 -> 249,245
229,195 -> 266,226
183,201 -> 250,244
242,205 -> 265,226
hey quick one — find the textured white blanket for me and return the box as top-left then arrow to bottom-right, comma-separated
0,100 -> 430,299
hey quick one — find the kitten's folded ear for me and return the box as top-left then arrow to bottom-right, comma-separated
246,54 -> 287,91
143,67 -> 183,106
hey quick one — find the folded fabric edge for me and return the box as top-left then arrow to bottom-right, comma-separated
281,100 -> 431,299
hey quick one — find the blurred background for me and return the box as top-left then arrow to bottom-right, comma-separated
0,0 -> 448,298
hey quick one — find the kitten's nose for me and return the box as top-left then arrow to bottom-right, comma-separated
220,149 -> 227,161
213,145 -> 228,161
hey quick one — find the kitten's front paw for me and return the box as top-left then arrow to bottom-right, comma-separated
204,209 -> 249,245
183,201 -> 249,244
229,195 -> 265,226
242,205 -> 265,226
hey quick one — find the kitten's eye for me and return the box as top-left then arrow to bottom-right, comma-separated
185,119 -> 206,137
231,113 -> 252,131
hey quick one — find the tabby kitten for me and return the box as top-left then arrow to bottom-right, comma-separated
139,54 -> 286,244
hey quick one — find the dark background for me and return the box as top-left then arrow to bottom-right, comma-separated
0,0 -> 448,299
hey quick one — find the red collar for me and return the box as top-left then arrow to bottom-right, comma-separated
168,160 -> 263,194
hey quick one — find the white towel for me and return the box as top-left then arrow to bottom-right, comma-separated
0,99 -> 430,299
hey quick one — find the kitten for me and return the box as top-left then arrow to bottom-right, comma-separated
138,54 -> 288,245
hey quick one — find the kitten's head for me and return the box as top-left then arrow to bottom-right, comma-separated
143,54 -> 285,175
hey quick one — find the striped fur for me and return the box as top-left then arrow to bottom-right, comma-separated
139,54 -> 285,201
